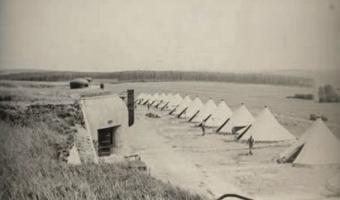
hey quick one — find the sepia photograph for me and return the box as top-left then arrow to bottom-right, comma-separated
0,0 -> 339,199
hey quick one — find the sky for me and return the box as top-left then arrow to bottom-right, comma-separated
0,0 -> 339,72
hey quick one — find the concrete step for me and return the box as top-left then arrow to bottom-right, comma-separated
75,126 -> 98,164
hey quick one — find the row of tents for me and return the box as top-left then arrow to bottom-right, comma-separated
136,92 -> 340,167
137,93 -> 251,135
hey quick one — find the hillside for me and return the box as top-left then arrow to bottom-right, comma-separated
0,82 -> 203,200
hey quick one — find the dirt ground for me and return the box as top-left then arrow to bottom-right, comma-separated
123,106 -> 340,200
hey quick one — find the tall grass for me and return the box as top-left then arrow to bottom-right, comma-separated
0,112 -> 204,200
0,79 -> 204,199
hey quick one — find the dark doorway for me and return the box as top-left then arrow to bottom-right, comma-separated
97,126 -> 119,157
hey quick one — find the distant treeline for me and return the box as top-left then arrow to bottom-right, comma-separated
0,70 -> 314,87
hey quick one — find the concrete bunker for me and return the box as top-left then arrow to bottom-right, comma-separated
80,94 -> 128,157
70,78 -> 89,89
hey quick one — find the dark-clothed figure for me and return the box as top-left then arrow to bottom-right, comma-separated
248,136 -> 255,155
201,120 -> 206,136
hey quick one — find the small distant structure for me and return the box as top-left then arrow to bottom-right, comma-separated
309,114 -> 328,122
85,77 -> 92,83
287,94 -> 314,100
318,84 -> 340,103
70,78 -> 89,89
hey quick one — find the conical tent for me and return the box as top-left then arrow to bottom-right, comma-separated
205,100 -> 233,127
150,93 -> 159,106
172,95 -> 192,115
151,93 -> 160,105
141,93 -> 149,104
136,93 -> 144,100
219,103 -> 254,134
278,119 -> 340,165
167,94 -> 183,111
326,170 -> 340,195
191,98 -> 217,123
158,93 -> 172,109
143,93 -> 153,105
160,93 -> 166,100
154,93 -> 166,108
141,94 -> 152,105
239,107 -> 295,142
136,93 -> 144,104
182,97 -> 204,119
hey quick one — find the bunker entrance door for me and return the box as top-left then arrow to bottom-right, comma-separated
97,126 -> 119,157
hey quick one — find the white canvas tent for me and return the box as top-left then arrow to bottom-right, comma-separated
326,170 -> 340,195
172,95 -> 192,116
158,93 -> 172,109
137,93 -> 149,105
135,93 -> 144,104
80,94 -> 128,155
182,97 -> 204,119
167,93 -> 183,111
141,94 -> 152,105
136,93 -> 144,100
154,93 -> 166,108
239,106 -> 295,142
278,119 -> 340,165
205,100 -> 232,128
218,103 -> 254,134
160,93 -> 166,100
191,98 -> 217,123
150,93 -> 160,106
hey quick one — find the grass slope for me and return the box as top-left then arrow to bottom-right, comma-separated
0,84 -> 204,200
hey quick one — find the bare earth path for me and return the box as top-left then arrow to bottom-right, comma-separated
123,106 -> 339,200
125,108 -> 243,199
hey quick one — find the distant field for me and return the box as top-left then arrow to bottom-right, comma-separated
105,81 -> 340,137
0,70 -> 313,87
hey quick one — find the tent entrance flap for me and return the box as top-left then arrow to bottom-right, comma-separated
216,118 -> 230,133
285,144 -> 305,163
232,126 -> 247,134
97,126 -> 119,157
236,125 -> 252,140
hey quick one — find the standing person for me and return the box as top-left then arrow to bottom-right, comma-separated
147,103 -> 151,111
201,119 -> 206,136
247,136 -> 254,155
